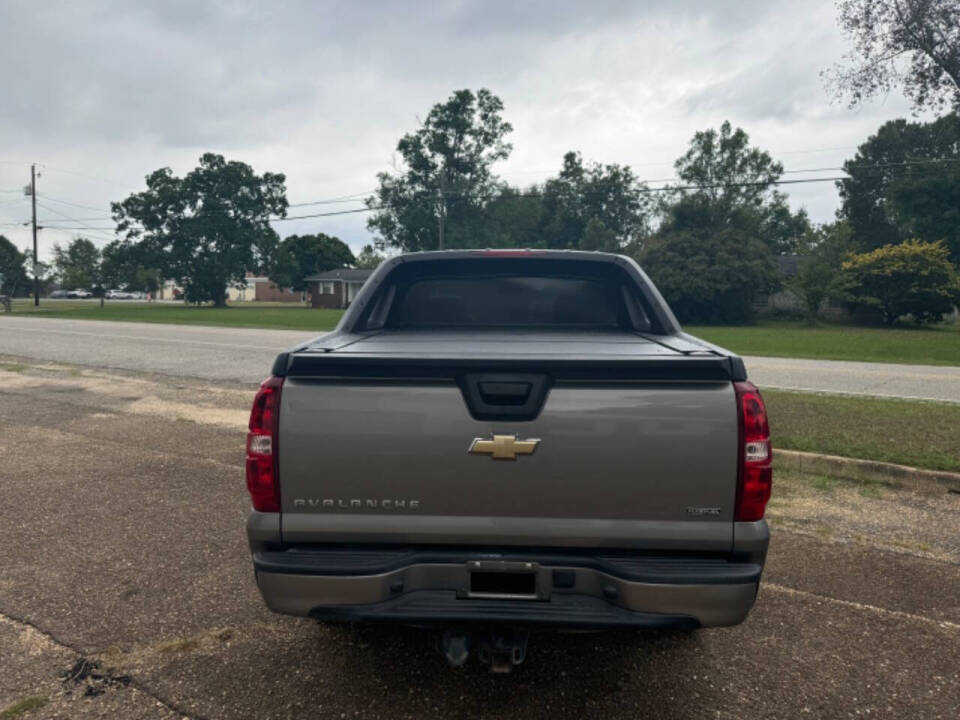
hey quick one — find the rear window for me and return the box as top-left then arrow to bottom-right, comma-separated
357,258 -> 659,332
397,276 -> 621,328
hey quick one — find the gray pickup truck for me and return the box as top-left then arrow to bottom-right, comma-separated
245,250 -> 772,669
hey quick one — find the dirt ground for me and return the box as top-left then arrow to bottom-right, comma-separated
1,356 -> 957,719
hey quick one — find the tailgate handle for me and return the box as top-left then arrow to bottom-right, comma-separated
460,373 -> 551,421
478,381 -> 531,406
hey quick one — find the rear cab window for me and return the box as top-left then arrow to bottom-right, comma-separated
357,257 -> 660,333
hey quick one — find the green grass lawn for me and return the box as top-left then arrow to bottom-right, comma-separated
7,299 -> 344,332
687,320 -> 960,366
8,300 -> 960,366
764,388 -> 960,473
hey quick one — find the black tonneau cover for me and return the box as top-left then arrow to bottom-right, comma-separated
275,331 -> 744,382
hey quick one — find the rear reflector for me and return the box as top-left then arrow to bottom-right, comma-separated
246,376 -> 283,512
734,381 -> 772,522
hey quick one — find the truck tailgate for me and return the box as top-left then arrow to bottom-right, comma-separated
277,331 -> 739,551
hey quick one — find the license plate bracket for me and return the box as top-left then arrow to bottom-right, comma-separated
467,560 -> 539,599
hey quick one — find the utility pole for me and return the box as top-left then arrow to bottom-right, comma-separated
437,168 -> 446,251
31,164 -> 39,306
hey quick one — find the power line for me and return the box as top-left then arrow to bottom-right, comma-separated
38,225 -> 115,240
35,170 -> 941,229
19,156 -> 960,223
16,157 -> 960,232
773,145 -> 856,155
281,157 -> 960,207
40,163 -> 126,186
39,216 -> 113,222
36,202 -> 116,241
39,195 -> 111,212
275,207 -> 375,221
287,191 -> 377,208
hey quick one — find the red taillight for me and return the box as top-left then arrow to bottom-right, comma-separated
734,381 -> 772,522
246,376 -> 283,512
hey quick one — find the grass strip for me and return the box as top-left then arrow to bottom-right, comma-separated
687,320 -> 960,366
764,388 -> 960,473
8,299 -> 343,332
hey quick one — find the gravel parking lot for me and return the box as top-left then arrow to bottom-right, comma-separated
1,357 -> 958,719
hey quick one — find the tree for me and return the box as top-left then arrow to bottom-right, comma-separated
355,244 -> 385,270
367,89 -> 513,252
841,239 -> 960,325
786,222 -> 854,324
113,153 -> 287,306
838,114 -> 960,261
482,187 -> 543,249
99,240 -> 133,291
23,250 -> 53,296
825,0 -> 960,114
98,240 -> 164,299
536,152 -> 650,251
640,122 -> 799,323
757,197 -> 812,256
641,222 -> 781,324
269,234 -> 355,291
100,240 -> 143,290
52,237 -> 101,291
673,121 -> 783,213
135,267 -> 162,296
0,235 -> 30,297
888,163 -> 960,262
668,120 -> 808,254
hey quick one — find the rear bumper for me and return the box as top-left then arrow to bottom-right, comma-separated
252,546 -> 765,629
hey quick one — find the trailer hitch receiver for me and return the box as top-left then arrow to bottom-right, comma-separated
438,629 -> 529,673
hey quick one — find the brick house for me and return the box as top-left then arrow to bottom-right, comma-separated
249,277 -> 302,302
226,276 -> 302,303
305,268 -> 373,309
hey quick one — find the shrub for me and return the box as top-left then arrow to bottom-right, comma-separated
841,240 -> 960,325
642,227 -> 780,324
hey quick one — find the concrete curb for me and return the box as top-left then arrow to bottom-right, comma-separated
774,449 -> 960,495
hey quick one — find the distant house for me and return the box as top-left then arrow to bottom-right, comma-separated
758,255 -> 846,320
777,255 -> 802,277
305,268 -> 374,309
229,275 -> 301,303
158,276 -> 301,302
757,255 -> 804,314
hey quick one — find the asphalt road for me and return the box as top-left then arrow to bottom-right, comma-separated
2,315 -> 960,401
1,359 -> 957,719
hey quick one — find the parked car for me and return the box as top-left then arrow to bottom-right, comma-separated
244,250 -> 772,671
66,288 -> 93,299
49,289 -> 70,299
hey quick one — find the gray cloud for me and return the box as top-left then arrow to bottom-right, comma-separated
0,0 -> 931,260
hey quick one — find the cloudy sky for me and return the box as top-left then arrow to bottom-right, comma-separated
0,0 -> 929,261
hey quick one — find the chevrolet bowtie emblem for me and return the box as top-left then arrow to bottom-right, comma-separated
468,434 -> 540,460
